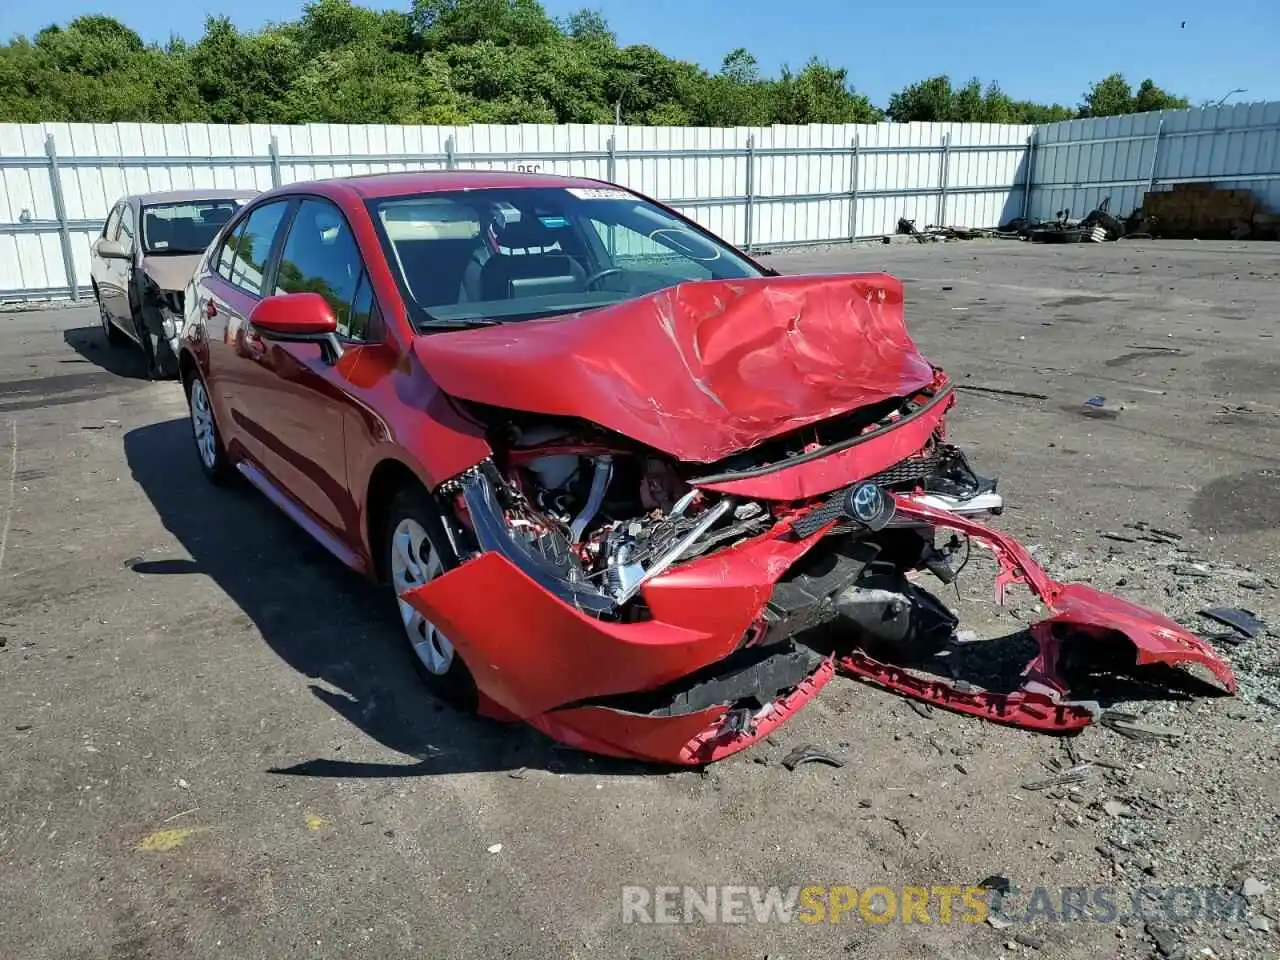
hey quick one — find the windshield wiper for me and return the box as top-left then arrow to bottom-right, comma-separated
419,317 -> 502,330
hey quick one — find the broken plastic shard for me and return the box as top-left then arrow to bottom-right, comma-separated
1098,711 -> 1185,742
979,875 -> 1012,894
1103,799 -> 1135,818
1022,763 -> 1094,791
780,744 -> 845,771
1079,396 -> 1123,419
1199,607 -> 1265,640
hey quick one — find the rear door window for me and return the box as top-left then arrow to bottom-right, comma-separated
118,206 -> 136,252
215,219 -> 246,282
225,201 -> 289,296
103,204 -> 122,240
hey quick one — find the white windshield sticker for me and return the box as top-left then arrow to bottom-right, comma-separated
567,187 -> 632,200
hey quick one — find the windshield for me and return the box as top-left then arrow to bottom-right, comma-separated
141,200 -> 244,255
367,186 -> 766,326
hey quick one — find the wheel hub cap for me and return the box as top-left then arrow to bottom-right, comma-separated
190,380 -> 217,470
390,518 -> 455,675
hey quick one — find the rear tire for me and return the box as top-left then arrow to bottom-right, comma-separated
384,485 -> 478,711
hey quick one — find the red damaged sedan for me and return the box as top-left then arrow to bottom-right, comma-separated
178,171 -> 1235,764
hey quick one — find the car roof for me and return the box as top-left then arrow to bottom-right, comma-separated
128,189 -> 261,207
281,169 -> 617,201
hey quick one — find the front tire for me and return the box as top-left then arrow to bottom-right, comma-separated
385,486 -> 477,711
185,370 -> 233,485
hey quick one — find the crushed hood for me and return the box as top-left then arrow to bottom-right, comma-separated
414,273 -> 936,462
140,255 -> 202,293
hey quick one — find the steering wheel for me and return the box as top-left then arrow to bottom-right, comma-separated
583,267 -> 629,290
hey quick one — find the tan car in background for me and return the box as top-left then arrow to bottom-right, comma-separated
90,188 -> 260,378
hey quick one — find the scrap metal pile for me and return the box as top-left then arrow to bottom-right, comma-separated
895,217 -> 999,243
995,198 -> 1132,244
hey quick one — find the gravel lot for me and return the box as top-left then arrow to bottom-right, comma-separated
1,239 -> 1277,960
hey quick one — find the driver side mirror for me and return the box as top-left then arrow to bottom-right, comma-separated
96,239 -> 130,260
248,292 -> 345,364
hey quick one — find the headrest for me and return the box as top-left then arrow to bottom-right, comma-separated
145,213 -> 171,241
492,217 -> 556,251
203,206 -> 233,226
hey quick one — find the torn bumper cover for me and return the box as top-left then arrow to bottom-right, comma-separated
837,500 -> 1236,734
400,483 -> 1235,764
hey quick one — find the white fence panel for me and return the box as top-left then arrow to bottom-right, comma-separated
0,118 -> 1040,301
4,106 -> 1278,303
1028,100 -> 1280,221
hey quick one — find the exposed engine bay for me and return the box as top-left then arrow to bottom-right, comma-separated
442,388 -> 1002,619
486,418 -> 775,613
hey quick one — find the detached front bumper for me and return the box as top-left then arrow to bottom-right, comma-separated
400,481 -> 1234,765
837,498 -> 1235,733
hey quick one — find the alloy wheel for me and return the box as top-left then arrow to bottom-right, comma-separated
189,378 -> 218,471
390,517 -> 455,675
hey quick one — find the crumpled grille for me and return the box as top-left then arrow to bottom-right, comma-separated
868,446 -> 941,487
791,445 -> 941,540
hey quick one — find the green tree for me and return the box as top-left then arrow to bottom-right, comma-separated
1078,73 -> 1187,117
189,17 -> 304,123
559,8 -> 614,44
411,0 -> 559,49
1013,101 -> 1076,124
773,59 -> 882,124
0,1 -> 1200,129
886,75 -> 955,122
1080,73 -> 1134,117
33,16 -> 145,76
1133,78 -> 1189,113
720,48 -> 760,86
886,75 -> 1056,124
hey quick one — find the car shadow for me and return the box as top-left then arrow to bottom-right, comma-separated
804,613 -> 1227,722
123,417 -> 666,779
934,628 -> 1226,710
63,325 -> 152,379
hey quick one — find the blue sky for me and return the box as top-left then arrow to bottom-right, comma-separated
2,0 -> 1275,110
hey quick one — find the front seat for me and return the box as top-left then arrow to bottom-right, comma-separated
459,218 -> 586,302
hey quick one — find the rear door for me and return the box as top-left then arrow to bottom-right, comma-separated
114,204 -> 143,338
239,196 -> 377,540
197,198 -> 293,465
93,204 -> 130,330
